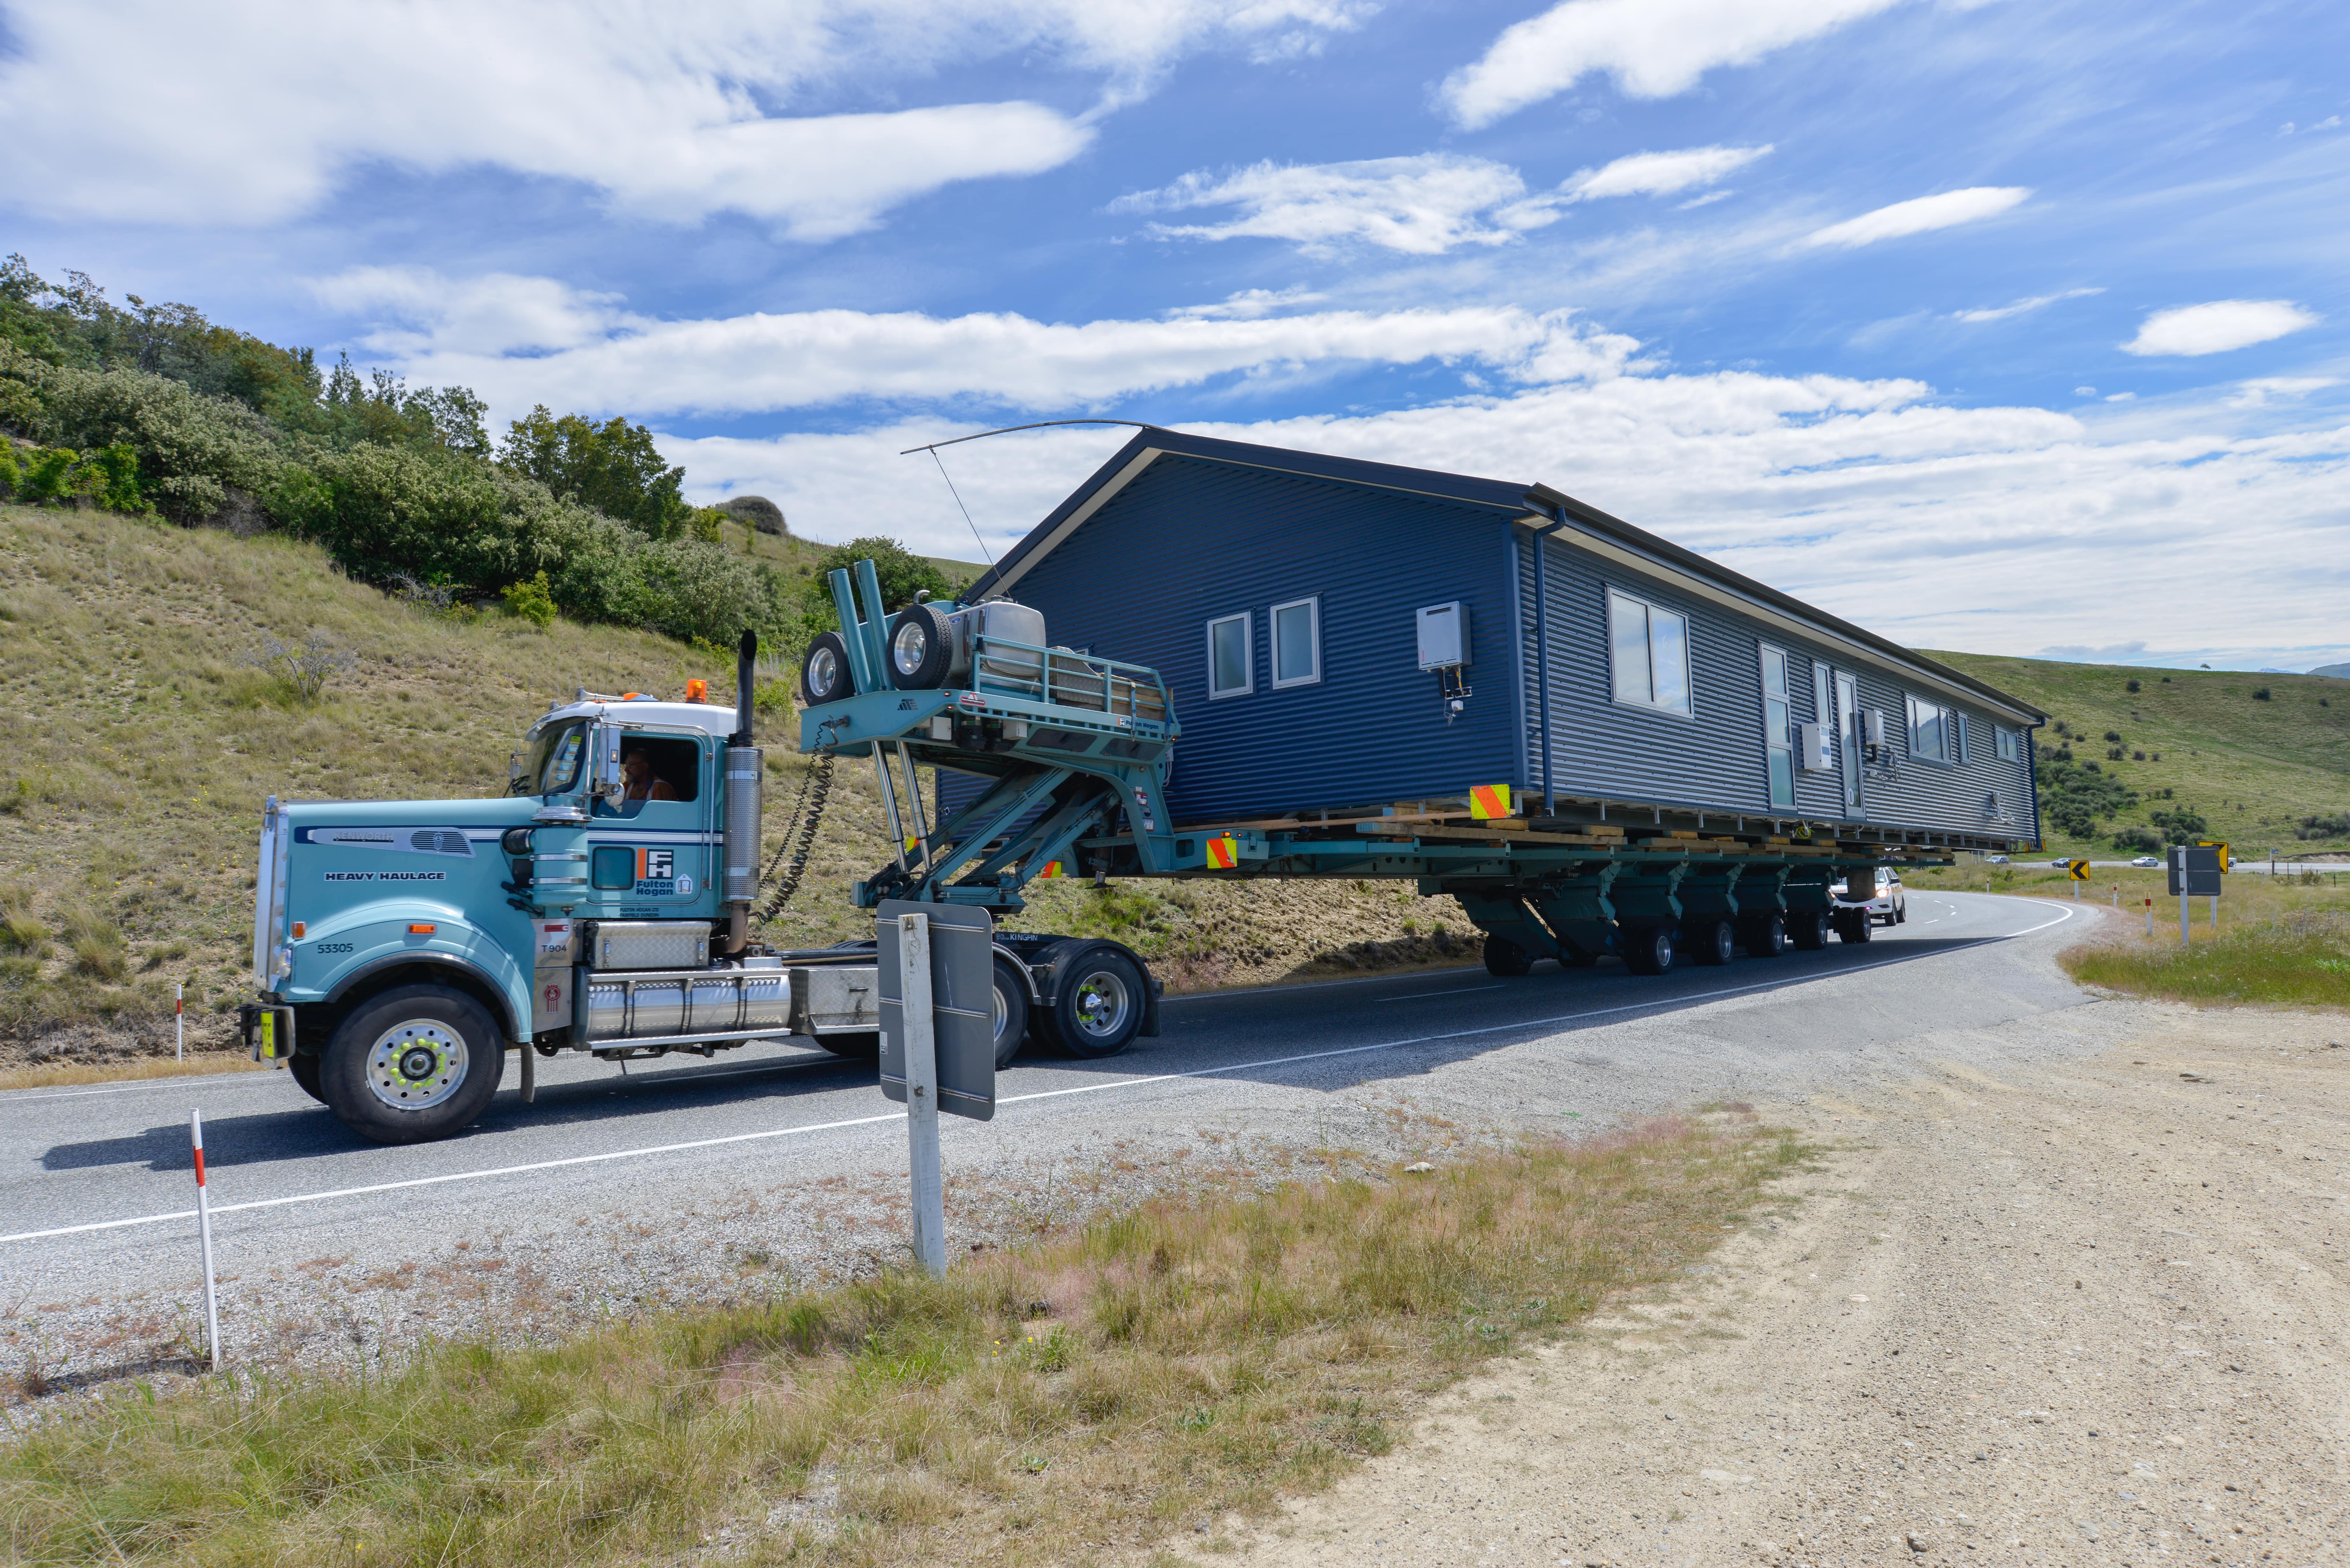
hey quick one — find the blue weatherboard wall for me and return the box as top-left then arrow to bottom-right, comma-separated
1518,532 -> 2034,834
998,454 -> 1527,824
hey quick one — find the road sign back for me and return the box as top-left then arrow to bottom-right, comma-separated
877,900 -> 997,1121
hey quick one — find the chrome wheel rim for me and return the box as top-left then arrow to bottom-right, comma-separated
993,976 -> 1011,1045
1068,968 -> 1132,1040
366,1019 -> 469,1111
807,645 -> 839,695
891,621 -> 928,677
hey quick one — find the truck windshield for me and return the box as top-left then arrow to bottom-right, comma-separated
516,721 -> 588,795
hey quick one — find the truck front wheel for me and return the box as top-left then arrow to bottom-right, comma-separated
320,984 -> 506,1145
288,1052 -> 327,1104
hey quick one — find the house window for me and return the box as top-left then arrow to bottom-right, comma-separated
1269,596 -> 1321,689
1907,695 -> 1963,763
1994,726 -> 2020,762
1207,612 -> 1252,699
1759,644 -> 1795,808
1607,589 -> 1692,717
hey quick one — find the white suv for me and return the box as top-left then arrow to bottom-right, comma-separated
1831,867 -> 1907,926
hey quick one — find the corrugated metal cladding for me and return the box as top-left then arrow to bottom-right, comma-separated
1002,454 -> 1526,823
1516,529 -> 2033,836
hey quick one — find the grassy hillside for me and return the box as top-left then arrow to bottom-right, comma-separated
0,503 -> 1453,1066
1926,650 -> 2350,857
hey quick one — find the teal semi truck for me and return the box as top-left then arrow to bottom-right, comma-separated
243,605 -> 1165,1144
248,556 -> 1939,1145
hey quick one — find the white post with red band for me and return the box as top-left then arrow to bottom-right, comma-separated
175,983 -> 184,1063
192,1109 -> 221,1371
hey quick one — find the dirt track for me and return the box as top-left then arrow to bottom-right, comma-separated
1179,1001 -> 2349,1567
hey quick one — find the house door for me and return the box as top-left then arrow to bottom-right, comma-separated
1835,670 -> 1862,814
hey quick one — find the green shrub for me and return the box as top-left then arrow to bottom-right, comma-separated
2110,824 -> 2163,854
31,362 -> 284,518
501,570 -> 557,628
2253,686 -> 2272,700
498,405 -> 691,539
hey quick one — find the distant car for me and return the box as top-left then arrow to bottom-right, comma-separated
1986,854 -> 2009,865
2132,855 -> 2162,868
2050,858 -> 2072,868
1831,867 -> 1906,926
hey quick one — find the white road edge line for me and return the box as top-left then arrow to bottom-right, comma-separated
0,897 -> 2075,1246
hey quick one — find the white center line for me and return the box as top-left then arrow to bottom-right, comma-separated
1383,984 -> 1506,1002
0,897 -> 2074,1247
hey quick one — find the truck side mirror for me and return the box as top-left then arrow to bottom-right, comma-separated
596,721 -> 625,808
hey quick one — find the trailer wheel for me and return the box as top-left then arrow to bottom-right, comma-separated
1689,918 -> 1734,966
288,1052 -> 327,1104
801,632 -> 854,704
319,984 -> 505,1145
1049,948 -> 1145,1058
1622,923 -> 1677,976
1481,933 -> 1534,977
1741,915 -> 1787,959
991,955 -> 1031,1069
1836,909 -> 1874,944
1790,910 -> 1831,950
816,1032 -> 881,1059
887,603 -> 955,690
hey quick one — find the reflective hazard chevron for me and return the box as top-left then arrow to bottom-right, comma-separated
1469,783 -> 1512,820
1205,835 -> 1239,870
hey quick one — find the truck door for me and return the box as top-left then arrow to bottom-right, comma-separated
585,729 -> 716,920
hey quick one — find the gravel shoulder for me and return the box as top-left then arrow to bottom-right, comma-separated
1184,1003 -> 2350,1567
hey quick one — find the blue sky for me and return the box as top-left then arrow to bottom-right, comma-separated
4,0 -> 2346,669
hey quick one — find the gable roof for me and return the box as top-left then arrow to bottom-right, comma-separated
966,426 -> 2044,726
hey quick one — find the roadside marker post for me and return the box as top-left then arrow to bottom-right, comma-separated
877,899 -> 997,1278
190,1110 -> 221,1371
175,983 -> 184,1062
2145,897 -> 2153,937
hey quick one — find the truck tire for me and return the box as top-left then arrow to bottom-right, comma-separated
1622,923 -> 1677,976
288,1052 -> 327,1104
816,1032 -> 881,1058
992,954 -> 1031,1069
1482,933 -> 1533,976
1740,915 -> 1787,959
1047,946 -> 1145,1059
1690,918 -> 1735,966
1790,910 -> 1831,951
1837,909 -> 1874,944
887,603 -> 954,690
801,632 -> 854,704
319,983 -> 505,1145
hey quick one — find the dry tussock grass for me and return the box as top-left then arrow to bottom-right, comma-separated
0,1116 -> 1807,1566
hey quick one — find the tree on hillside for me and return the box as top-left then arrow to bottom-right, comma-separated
498,406 -> 690,540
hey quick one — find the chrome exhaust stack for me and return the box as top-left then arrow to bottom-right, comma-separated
722,630 -> 762,954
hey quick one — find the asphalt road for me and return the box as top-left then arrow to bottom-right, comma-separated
2,892 -> 2099,1323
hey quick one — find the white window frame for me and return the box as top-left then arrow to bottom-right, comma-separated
1206,612 -> 1252,700
1606,588 -> 1694,718
1758,643 -> 1795,809
1907,694 -> 1962,764
1994,725 -> 2020,763
1268,595 -> 1322,690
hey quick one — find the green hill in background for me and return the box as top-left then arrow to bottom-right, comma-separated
1926,650 -> 2350,857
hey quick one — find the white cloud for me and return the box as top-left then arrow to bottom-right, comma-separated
1118,143 -> 1770,255
1564,145 -> 1772,201
319,268 -> 1645,418
1164,287 -> 1332,320
2121,300 -> 2321,357
2226,376 -> 2339,407
1111,155 -> 1552,255
1804,187 -> 2031,248
672,371 -> 2350,667
1441,0 -> 1902,129
1952,286 -> 2102,323
0,0 -> 1366,234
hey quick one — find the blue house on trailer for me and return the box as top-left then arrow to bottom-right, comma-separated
964,427 -> 2043,855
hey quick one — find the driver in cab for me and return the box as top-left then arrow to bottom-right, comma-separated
620,746 -> 677,809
